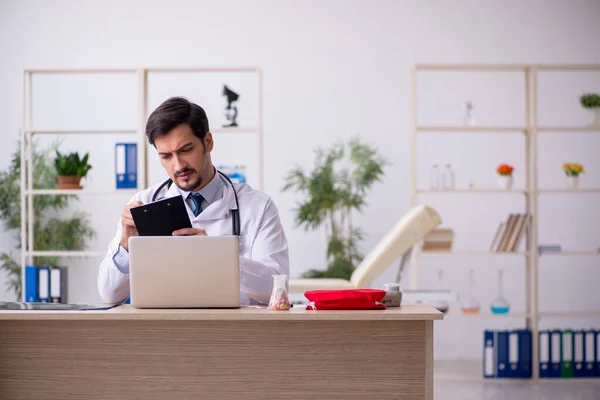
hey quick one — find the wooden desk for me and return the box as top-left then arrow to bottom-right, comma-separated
0,304 -> 442,400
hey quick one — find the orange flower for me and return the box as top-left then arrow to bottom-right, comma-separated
496,164 -> 513,176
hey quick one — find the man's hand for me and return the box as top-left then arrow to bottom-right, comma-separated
172,228 -> 207,236
119,201 -> 143,251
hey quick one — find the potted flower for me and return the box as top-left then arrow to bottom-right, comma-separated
580,93 -> 600,126
496,164 -> 513,190
563,163 -> 584,190
54,150 -> 92,189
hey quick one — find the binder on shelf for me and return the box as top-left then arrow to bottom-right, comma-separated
583,330 -> 596,377
574,330 -> 585,377
516,329 -> 532,378
596,330 -> 600,378
483,330 -> 495,378
50,267 -> 68,303
539,330 -> 550,378
509,331 -> 519,377
115,143 -> 137,189
561,329 -> 574,378
496,330 -> 510,378
550,329 -> 562,378
37,266 -> 50,303
24,265 -> 39,302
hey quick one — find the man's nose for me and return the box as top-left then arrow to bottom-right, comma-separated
173,155 -> 187,172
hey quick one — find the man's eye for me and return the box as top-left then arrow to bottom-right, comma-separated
161,155 -> 171,160
181,148 -> 191,153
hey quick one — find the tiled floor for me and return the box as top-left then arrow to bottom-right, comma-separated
435,360 -> 600,400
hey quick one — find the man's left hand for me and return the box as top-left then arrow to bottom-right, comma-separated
172,228 -> 207,236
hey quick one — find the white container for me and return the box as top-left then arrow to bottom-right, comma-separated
497,175 -> 513,190
565,175 -> 579,190
588,108 -> 600,127
429,164 -> 440,190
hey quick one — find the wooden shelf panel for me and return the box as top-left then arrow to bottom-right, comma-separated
24,129 -> 138,135
416,126 -> 526,133
538,126 -> 600,133
417,189 -> 528,194
26,251 -> 106,258
27,189 -> 138,195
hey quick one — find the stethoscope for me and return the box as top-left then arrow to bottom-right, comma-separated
151,169 -> 241,237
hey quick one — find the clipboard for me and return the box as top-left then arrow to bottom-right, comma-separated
130,195 -> 192,236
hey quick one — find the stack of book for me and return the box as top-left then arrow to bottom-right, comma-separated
490,213 -> 531,253
422,228 -> 454,252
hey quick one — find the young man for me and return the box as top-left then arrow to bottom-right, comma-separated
98,97 -> 289,305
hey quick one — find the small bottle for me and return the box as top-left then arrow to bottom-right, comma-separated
430,164 -> 440,190
442,164 -> 455,190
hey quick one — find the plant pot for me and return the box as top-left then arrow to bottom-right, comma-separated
497,175 -> 513,190
588,108 -> 600,127
56,175 -> 82,189
565,175 -> 579,190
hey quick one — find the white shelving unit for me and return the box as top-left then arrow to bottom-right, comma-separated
409,63 -> 600,380
19,66 -> 263,301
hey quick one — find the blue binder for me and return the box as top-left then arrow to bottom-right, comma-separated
496,330 -> 510,378
115,143 -> 137,189
539,330 -> 551,378
549,329 -> 562,378
573,330 -> 585,378
594,331 -> 600,377
24,265 -> 39,302
483,330 -> 495,378
516,329 -> 532,378
582,330 -> 595,378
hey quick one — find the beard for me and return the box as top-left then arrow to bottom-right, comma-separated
174,168 -> 203,192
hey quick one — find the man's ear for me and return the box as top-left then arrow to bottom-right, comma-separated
204,132 -> 214,152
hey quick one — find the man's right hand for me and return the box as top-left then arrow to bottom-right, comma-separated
119,201 -> 143,251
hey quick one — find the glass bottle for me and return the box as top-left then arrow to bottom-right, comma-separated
463,101 -> 475,126
429,164 -> 440,190
461,269 -> 480,315
431,269 -> 449,314
490,269 -> 510,314
268,274 -> 291,310
442,164 -> 455,190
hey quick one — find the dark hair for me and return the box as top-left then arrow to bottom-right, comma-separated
145,97 -> 210,146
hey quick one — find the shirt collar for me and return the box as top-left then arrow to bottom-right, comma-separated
176,167 -> 225,206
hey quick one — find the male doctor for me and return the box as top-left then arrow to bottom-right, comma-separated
98,97 -> 289,305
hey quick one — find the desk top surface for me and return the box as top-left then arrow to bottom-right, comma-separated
0,304 -> 443,321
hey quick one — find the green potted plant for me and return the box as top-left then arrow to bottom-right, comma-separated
0,140 -> 95,300
54,150 -> 92,189
282,136 -> 390,280
579,93 -> 600,126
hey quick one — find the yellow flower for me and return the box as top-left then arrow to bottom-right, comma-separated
563,162 -> 585,176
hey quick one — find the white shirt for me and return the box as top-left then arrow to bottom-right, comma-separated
98,171 -> 290,306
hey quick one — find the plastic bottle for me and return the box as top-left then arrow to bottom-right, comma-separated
442,164 -> 455,190
429,164 -> 440,190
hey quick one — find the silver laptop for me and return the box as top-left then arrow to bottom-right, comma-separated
128,236 -> 240,308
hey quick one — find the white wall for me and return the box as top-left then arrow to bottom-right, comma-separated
1,0 -> 599,359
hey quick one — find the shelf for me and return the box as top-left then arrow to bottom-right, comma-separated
539,311 -> 600,318
421,251 -> 527,256
27,189 -> 139,195
211,127 -> 259,133
417,189 -> 528,194
443,311 -> 532,319
539,251 -> 600,256
24,129 -> 138,135
416,126 -> 526,133
26,251 -> 106,257
537,189 -> 600,193
538,126 -> 600,133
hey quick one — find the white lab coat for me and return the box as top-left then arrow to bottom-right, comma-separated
98,178 -> 290,306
